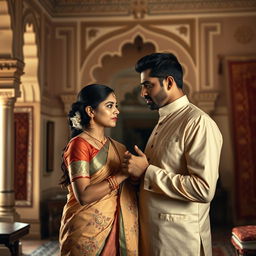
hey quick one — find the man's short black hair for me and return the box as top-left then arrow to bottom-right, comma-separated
135,53 -> 183,89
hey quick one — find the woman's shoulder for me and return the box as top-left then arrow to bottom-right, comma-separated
68,136 -> 92,147
63,136 -> 97,162
64,136 -> 93,155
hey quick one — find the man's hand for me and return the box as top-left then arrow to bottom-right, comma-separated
122,145 -> 149,179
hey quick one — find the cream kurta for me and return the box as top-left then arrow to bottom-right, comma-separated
139,96 -> 223,256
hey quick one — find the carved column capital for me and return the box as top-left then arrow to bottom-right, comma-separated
0,58 -> 24,100
192,91 -> 219,115
0,89 -> 17,105
60,93 -> 77,114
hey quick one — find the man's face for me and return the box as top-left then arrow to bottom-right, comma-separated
140,69 -> 168,110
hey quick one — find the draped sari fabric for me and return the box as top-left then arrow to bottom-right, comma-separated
59,137 -> 138,256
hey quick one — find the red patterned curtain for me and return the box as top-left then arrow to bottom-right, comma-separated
228,59 -> 256,220
14,112 -> 29,201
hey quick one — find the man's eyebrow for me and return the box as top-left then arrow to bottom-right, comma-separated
140,81 -> 150,86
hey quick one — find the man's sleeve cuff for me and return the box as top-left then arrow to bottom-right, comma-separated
144,164 -> 159,191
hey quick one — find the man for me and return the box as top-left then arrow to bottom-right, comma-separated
122,53 -> 223,256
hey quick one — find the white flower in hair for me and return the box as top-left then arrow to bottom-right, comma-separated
70,111 -> 83,130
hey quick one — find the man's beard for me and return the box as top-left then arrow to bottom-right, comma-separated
144,96 -> 159,110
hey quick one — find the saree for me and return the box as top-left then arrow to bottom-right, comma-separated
59,137 -> 138,256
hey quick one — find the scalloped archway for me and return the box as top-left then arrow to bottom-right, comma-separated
80,24 -> 196,94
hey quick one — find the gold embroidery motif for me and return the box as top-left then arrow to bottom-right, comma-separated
77,237 -> 99,256
86,209 -> 111,232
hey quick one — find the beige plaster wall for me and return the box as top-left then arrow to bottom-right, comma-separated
40,115 -> 69,193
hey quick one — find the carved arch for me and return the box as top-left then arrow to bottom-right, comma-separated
80,24 -> 197,94
22,9 -> 40,54
18,16 -> 40,102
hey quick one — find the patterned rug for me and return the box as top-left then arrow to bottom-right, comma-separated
28,241 -> 59,256
27,240 -> 234,256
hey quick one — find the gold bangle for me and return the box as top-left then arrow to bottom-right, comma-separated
112,176 -> 119,190
107,176 -> 119,191
106,177 -> 113,191
107,176 -> 115,191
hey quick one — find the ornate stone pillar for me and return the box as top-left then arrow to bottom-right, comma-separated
0,59 -> 24,222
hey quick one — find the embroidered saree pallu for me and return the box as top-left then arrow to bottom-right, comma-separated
59,137 -> 138,256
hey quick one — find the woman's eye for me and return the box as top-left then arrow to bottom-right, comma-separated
106,104 -> 113,108
115,104 -> 118,109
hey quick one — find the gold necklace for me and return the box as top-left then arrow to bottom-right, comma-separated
83,131 -> 106,145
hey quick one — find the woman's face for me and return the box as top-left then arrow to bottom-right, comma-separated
92,93 -> 119,128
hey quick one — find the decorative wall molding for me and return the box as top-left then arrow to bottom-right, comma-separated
200,23 -> 221,89
56,26 -> 76,92
39,0 -> 131,17
38,0 -> 256,17
80,22 -> 129,68
147,0 -> 256,15
193,91 -> 219,115
132,0 -> 147,19
60,93 -> 76,114
56,28 -> 74,91
81,24 -> 159,82
80,23 -> 197,88
151,24 -> 191,46
0,58 -> 24,70
84,26 -> 125,51
146,19 -> 196,64
80,19 -> 196,68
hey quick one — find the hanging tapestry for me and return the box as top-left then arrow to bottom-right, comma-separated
228,58 -> 256,220
14,107 -> 33,207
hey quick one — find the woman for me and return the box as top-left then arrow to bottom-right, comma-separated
59,84 -> 138,256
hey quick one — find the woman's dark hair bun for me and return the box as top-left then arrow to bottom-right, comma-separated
68,102 -> 83,118
67,84 -> 114,139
